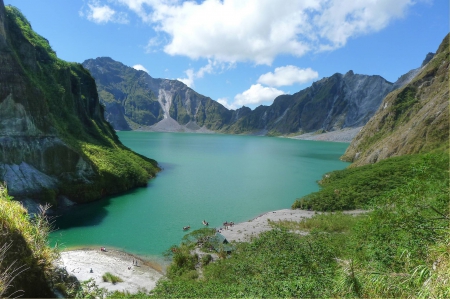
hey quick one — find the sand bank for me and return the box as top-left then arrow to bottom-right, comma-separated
220,209 -> 365,242
58,249 -> 163,294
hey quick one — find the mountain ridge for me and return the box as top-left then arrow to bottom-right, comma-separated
84,57 -> 412,137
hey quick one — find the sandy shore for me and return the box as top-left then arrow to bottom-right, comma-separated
290,127 -> 362,143
220,209 -> 366,242
58,249 -> 163,294
58,209 -> 365,294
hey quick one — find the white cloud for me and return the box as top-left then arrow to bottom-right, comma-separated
233,84 -> 285,107
217,97 -> 235,110
82,1 -> 129,24
133,64 -> 149,73
257,66 -> 319,87
113,0 -> 414,64
177,69 -> 195,87
314,0 -> 413,50
145,36 -> 162,53
176,60 -> 220,87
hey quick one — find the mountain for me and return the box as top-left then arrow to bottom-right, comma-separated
342,34 -> 449,166
84,57 -> 403,136
0,3 -> 159,206
225,71 -> 394,135
82,57 -> 233,132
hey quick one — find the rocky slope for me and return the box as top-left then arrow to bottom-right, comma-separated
84,57 -> 418,137
0,3 -> 159,205
226,71 -> 394,135
342,34 -> 449,166
82,57 -> 232,132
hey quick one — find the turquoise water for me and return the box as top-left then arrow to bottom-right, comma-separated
50,132 -> 349,259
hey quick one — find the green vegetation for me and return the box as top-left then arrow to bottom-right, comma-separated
270,212 -> 361,233
102,272 -> 123,284
4,6 -> 159,202
0,185 -> 58,297
292,153 -> 448,211
143,152 -> 449,298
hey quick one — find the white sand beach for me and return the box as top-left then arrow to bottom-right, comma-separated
58,249 -> 163,294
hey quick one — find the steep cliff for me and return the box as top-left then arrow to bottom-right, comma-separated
0,3 -> 159,203
82,57 -> 232,132
342,34 -> 449,166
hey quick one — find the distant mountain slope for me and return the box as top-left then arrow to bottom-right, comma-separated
82,57 -> 233,132
84,57 -> 403,137
0,3 -> 159,204
342,34 -> 449,166
225,71 -> 394,135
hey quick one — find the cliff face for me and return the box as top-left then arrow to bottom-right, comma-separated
83,57 -> 232,132
225,71 -> 394,135
342,34 -> 449,166
0,4 -> 159,203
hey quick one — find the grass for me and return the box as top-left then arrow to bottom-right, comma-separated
292,152 -> 448,211
0,185 -> 58,297
102,272 -> 124,284
270,212 -> 363,233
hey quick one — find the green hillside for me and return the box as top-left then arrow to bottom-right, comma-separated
0,5 -> 159,203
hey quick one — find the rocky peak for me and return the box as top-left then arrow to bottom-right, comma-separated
421,52 -> 435,67
344,70 -> 354,77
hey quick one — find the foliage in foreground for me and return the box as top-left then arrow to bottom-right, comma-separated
0,185 -> 58,298
144,152 -> 449,298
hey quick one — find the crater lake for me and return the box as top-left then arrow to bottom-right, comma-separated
51,132 -> 349,261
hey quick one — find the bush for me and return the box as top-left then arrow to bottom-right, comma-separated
201,254 -> 212,266
102,272 -> 123,284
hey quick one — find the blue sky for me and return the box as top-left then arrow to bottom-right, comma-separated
4,0 -> 448,110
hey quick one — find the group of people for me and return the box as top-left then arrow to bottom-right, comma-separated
128,259 -> 139,270
183,220 -> 235,231
223,221 -> 234,227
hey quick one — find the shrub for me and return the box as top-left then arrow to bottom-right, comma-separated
201,254 -> 212,266
102,272 -> 123,284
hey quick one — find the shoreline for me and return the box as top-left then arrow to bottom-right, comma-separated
59,208 -> 366,294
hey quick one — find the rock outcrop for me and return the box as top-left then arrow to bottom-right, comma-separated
0,3 -> 159,203
342,34 -> 449,166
